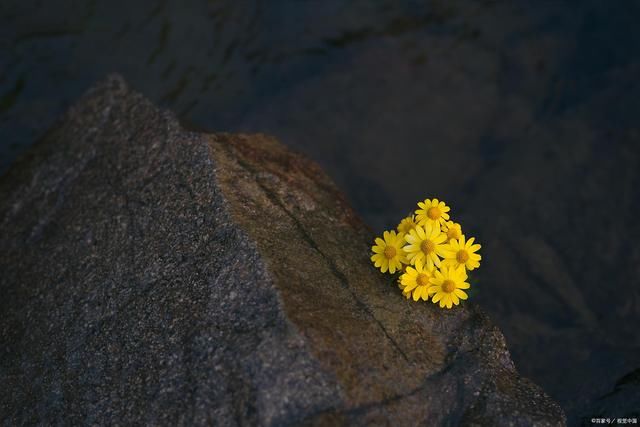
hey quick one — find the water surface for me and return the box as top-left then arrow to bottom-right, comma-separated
3,1 -> 640,423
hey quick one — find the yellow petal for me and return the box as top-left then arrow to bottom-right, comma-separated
425,257 -> 433,270
404,281 -> 418,291
431,254 -> 441,267
454,289 -> 468,300
405,233 -> 417,244
434,234 -> 447,244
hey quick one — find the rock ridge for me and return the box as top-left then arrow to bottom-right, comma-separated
0,75 -> 565,426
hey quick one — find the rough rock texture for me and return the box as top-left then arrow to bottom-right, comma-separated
0,76 -> 565,426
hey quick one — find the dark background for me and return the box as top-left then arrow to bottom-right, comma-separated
2,0 -> 639,424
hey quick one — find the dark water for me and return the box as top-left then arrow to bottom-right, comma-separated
3,0 -> 640,423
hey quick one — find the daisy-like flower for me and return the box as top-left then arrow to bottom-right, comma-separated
442,221 -> 463,242
399,259 -> 434,302
428,265 -> 470,309
403,223 -> 447,269
397,279 -> 412,299
441,235 -> 481,271
397,215 -> 418,234
415,198 -> 451,228
371,230 -> 407,274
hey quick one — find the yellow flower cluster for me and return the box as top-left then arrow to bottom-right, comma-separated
371,198 -> 481,309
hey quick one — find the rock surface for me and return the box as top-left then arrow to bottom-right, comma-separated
0,76 -> 565,426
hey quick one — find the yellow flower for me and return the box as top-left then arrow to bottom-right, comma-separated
371,230 -> 407,274
370,196 -> 483,303
442,221 -> 463,242
399,259 -> 434,302
441,236 -> 481,271
397,278 -> 412,299
415,198 -> 451,228
403,223 -> 447,269
397,215 -> 418,234
428,265 -> 470,309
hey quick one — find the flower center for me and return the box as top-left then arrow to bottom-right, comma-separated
443,280 -> 456,293
447,228 -> 460,240
384,246 -> 397,259
427,207 -> 441,220
456,250 -> 469,263
416,274 -> 430,287
420,239 -> 435,255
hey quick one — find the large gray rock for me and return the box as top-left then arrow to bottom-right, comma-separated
0,76 -> 565,426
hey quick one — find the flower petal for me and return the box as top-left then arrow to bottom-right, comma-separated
454,289 -> 468,300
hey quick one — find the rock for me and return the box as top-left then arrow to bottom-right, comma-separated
0,75 -> 565,426
237,21 -> 640,423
